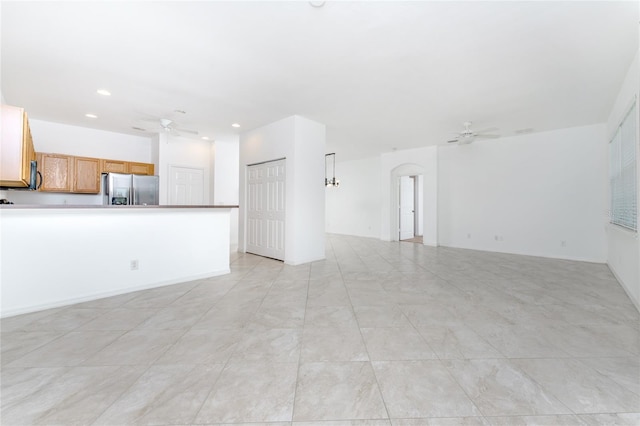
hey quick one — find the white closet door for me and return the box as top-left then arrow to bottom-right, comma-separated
247,159 -> 285,260
169,166 -> 204,205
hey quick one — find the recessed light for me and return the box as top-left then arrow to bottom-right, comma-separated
96,89 -> 111,96
85,113 -> 98,118
202,136 -> 209,140
232,123 -> 241,128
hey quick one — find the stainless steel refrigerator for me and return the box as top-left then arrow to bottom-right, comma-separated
102,173 -> 160,206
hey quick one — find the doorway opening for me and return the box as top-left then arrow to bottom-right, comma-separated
399,174 -> 424,243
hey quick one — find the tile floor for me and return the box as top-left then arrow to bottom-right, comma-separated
1,234 -> 639,425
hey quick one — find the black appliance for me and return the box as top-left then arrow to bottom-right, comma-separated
0,160 -> 42,190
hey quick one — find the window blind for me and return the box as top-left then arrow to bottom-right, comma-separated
610,101 -> 637,231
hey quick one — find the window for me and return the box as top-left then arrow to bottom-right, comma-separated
609,101 -> 637,231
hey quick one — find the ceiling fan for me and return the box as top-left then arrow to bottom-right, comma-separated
447,121 -> 500,145
156,118 -> 199,136
134,112 -> 199,136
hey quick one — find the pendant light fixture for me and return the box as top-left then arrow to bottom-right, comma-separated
325,153 -> 340,187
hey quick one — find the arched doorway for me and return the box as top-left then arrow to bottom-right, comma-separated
390,163 -> 425,243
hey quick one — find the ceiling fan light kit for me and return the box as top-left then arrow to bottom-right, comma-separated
447,121 -> 500,145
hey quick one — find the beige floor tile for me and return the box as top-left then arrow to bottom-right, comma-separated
78,307 -> 158,330
2,235 -> 639,424
361,327 -> 437,360
392,418 -> 490,426
0,331 -> 63,365
7,331 -> 123,367
486,415 -> 587,426
155,328 -> 243,365
353,305 -> 413,328
229,328 -> 301,363
301,326 -> 368,362
82,329 -> 185,366
512,358 -> 640,414
293,362 -> 387,421
305,306 -> 358,328
578,413 -> 640,425
94,364 -> 222,425
443,359 -> 571,416
417,325 -> 503,360
373,360 -> 479,418
195,362 -> 298,423
3,365 -> 145,425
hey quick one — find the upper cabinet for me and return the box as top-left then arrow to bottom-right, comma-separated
100,159 -> 128,174
128,162 -> 154,176
73,157 -> 101,193
100,159 -> 154,175
37,153 -> 73,192
0,104 -> 36,188
36,152 -> 155,194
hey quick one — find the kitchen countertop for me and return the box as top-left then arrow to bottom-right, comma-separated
0,204 -> 239,209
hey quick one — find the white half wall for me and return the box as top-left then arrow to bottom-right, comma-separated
0,207 -> 232,317
325,156 -> 381,239
438,124 -> 607,262
606,49 -> 639,310
239,115 -> 326,265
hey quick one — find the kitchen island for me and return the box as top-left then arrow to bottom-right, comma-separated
0,205 -> 238,317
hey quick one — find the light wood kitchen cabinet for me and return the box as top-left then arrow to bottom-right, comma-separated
36,152 -> 155,193
128,162 -> 154,175
101,159 -> 154,175
100,159 -> 128,174
73,157 -> 101,193
37,153 -> 73,192
0,105 -> 36,188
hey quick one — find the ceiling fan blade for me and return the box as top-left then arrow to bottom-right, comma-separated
474,127 -> 499,134
475,134 -> 501,139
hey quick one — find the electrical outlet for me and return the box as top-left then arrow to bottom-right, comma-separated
130,259 -> 139,270
467,233 -> 471,239
561,241 -> 566,247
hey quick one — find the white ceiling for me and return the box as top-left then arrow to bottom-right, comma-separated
2,1 -> 638,161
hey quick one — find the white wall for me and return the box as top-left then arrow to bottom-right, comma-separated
0,119 -> 153,205
158,134 -> 213,205
213,137 -> 240,251
606,50 -> 639,309
1,207 -> 232,317
29,119 -> 152,161
239,115 -> 326,265
325,156 -> 381,238
438,124 -> 607,262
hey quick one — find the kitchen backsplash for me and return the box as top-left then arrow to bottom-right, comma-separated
0,190 -> 102,205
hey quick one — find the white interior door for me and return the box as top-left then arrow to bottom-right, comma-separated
169,166 -> 204,205
399,175 -> 415,240
247,159 -> 285,260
